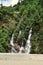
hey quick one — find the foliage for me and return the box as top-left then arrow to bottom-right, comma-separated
0,0 -> 43,53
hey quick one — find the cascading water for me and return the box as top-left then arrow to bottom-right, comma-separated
19,42 -> 25,53
19,30 -> 21,35
10,28 -> 32,53
10,33 -> 17,53
18,31 -> 25,53
25,28 -> 32,54
18,30 -> 21,38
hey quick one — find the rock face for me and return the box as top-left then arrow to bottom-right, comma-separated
14,43 -> 20,52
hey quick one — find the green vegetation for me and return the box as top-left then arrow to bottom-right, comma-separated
0,0 -> 43,53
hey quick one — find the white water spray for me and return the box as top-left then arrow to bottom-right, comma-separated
18,31 -> 24,53
10,33 -> 17,53
19,42 -> 24,53
18,30 -> 21,38
25,28 -> 32,54
10,28 -> 32,53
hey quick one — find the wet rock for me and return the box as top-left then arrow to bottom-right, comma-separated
14,43 -> 20,52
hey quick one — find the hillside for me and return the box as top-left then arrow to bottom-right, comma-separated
0,0 -> 43,53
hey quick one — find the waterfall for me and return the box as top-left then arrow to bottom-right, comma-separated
18,30 -> 21,38
19,30 -> 21,35
19,28 -> 32,53
18,31 -> 24,53
19,42 -> 25,53
10,33 -> 17,53
25,28 -> 32,54
18,31 -> 25,53
10,28 -> 32,53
